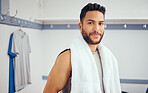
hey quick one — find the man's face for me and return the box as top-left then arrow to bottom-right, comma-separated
79,11 -> 105,45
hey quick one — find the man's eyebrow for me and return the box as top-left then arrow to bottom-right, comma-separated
99,21 -> 104,22
87,19 -> 95,22
87,19 -> 104,22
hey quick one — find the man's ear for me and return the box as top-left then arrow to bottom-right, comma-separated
78,22 -> 82,33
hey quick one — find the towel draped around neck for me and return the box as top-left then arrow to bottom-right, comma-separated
70,33 -> 121,93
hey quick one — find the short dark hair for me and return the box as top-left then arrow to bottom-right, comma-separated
80,3 -> 106,22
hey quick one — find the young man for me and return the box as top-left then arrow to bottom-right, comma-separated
44,3 -> 121,93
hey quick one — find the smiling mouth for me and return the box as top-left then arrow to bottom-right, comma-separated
90,33 -> 101,38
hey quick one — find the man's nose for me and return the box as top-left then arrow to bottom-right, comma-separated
93,24 -> 100,32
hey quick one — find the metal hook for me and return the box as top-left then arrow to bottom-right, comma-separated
10,10 -> 18,23
18,20 -> 23,31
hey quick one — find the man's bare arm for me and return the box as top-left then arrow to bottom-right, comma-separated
43,50 -> 71,93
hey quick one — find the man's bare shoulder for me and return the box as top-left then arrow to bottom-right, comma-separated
58,49 -> 71,58
56,49 -> 71,64
43,49 -> 71,93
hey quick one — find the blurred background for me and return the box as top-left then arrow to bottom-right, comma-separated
0,0 -> 148,93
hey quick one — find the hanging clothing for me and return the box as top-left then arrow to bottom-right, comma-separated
69,33 -> 121,93
11,30 -> 31,92
8,33 -> 17,93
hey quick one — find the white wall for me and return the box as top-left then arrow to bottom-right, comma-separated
41,30 -> 78,75
103,30 -> 148,79
9,0 -> 41,21
103,30 -> 148,92
41,0 -> 148,19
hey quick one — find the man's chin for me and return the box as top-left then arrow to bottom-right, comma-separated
89,40 -> 101,45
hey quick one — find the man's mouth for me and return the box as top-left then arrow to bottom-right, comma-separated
90,32 -> 101,37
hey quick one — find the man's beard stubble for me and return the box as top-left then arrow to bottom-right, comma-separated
82,28 -> 104,45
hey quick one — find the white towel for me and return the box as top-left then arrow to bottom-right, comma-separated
70,33 -> 121,93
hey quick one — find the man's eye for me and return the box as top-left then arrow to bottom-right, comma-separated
99,22 -> 104,25
88,22 -> 93,24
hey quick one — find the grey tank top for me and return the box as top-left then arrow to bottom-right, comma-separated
60,51 -> 104,93
92,51 -> 105,93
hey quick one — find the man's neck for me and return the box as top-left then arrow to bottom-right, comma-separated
88,44 -> 98,52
